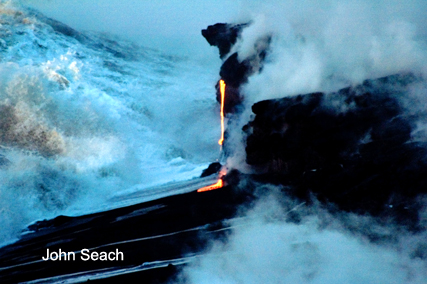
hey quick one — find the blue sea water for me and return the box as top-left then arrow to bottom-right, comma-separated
0,1 -> 221,245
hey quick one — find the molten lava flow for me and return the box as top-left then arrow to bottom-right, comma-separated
197,179 -> 223,193
197,80 -> 227,193
197,169 -> 226,193
218,79 -> 226,145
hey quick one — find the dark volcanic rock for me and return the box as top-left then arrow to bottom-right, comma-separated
203,23 -> 271,115
220,53 -> 251,88
202,23 -> 250,114
202,22 -> 426,228
200,162 -> 222,177
217,53 -> 251,114
0,182 -> 256,283
202,23 -> 247,59
244,73 -> 427,228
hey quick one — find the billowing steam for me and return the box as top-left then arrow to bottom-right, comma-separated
222,0 -> 427,171
233,0 -> 427,103
181,189 -> 427,284
180,1 -> 427,283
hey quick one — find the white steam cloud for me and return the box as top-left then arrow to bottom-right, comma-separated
181,191 -> 427,284
233,0 -> 427,103
224,0 -> 427,172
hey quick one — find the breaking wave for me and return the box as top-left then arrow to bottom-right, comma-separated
0,1 -> 221,245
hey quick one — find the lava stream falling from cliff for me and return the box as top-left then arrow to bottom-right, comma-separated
218,79 -> 226,146
197,80 -> 227,193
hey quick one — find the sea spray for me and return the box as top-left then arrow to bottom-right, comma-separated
0,1 -> 220,245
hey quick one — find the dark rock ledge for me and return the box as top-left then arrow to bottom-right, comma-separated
205,22 -> 427,229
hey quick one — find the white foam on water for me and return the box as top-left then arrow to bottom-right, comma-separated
0,1 -> 222,245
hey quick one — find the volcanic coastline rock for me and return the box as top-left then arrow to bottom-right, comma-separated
202,23 -> 248,114
200,161 -> 222,177
202,23 -> 247,59
202,23 -> 270,115
244,73 -> 427,228
202,22 -> 427,228
201,22 -> 271,167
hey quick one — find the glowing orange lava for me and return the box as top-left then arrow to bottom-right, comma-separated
197,179 -> 223,193
197,80 -> 227,193
218,79 -> 226,145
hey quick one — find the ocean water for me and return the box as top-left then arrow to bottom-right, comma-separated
0,1 -> 222,245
